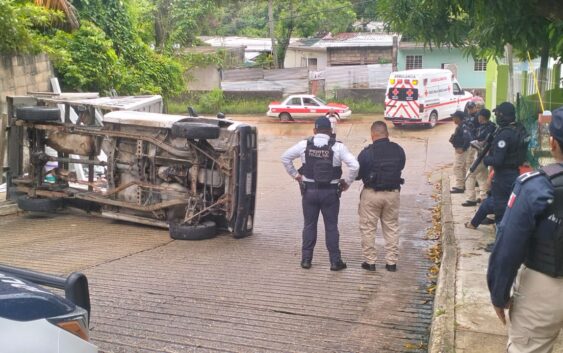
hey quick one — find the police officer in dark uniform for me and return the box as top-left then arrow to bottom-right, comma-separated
487,106 -> 563,352
463,108 -> 497,206
464,101 -> 479,136
450,111 -> 473,193
483,102 -> 527,225
281,117 -> 359,271
357,121 -> 405,272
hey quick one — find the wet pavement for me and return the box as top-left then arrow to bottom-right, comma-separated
0,115 -> 455,352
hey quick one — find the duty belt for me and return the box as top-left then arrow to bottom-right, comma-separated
368,187 -> 399,192
303,182 -> 339,188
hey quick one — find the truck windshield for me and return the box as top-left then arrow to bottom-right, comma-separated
387,87 -> 419,101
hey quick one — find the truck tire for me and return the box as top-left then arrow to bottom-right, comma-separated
171,122 -> 220,140
16,106 -> 60,122
169,220 -> 217,240
17,195 -> 63,212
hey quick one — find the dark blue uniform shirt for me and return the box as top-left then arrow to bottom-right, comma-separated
487,172 -> 555,307
450,122 -> 473,150
483,126 -> 519,169
464,113 -> 478,139
476,121 -> 497,142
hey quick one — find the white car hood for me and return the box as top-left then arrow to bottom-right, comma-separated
0,317 -> 98,353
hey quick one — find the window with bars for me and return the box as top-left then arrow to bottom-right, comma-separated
406,55 -> 422,70
474,59 -> 487,71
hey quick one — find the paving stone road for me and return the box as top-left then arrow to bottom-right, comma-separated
0,116 -> 454,353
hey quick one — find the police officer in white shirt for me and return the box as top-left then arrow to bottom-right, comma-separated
281,117 -> 359,271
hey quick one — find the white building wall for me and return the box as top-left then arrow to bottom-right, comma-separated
284,50 -> 328,70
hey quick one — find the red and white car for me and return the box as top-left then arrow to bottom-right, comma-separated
267,95 -> 352,121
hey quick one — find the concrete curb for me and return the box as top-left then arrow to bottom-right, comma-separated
428,172 -> 457,353
0,201 -> 19,216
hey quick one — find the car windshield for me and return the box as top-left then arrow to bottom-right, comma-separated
315,97 -> 327,105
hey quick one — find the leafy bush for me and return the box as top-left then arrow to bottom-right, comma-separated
62,0 -> 185,98
0,0 -> 62,54
45,21 -> 119,93
197,89 -> 225,113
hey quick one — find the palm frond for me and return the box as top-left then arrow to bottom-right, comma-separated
34,0 -> 80,30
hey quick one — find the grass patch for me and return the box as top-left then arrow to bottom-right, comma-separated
168,97 -> 272,115
339,98 -> 384,114
168,90 -> 384,116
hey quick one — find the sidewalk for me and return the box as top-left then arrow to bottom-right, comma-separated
434,175 -> 563,353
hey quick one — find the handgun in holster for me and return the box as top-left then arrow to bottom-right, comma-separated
299,181 -> 307,196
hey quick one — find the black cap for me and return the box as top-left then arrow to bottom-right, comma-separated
494,102 -> 516,117
466,101 -> 476,109
549,107 -> 563,142
451,111 -> 465,119
315,116 -> 332,129
478,108 -> 491,120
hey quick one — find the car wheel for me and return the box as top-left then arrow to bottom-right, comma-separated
169,220 -> 217,240
427,111 -> 438,128
279,113 -> 293,122
171,122 -> 220,139
16,106 -> 60,122
17,195 -> 63,212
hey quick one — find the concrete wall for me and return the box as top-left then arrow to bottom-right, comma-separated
186,65 -> 221,91
397,47 -> 486,89
284,49 -> 328,70
0,54 -> 53,114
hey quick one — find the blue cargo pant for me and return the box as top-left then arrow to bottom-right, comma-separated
301,183 -> 341,264
491,169 -> 519,225
470,196 -> 494,227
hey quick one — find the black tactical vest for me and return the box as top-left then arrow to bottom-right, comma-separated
524,163 -> 563,277
300,137 -> 342,184
501,123 -> 530,167
363,142 -> 404,190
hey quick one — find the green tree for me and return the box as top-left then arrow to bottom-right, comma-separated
272,0 -> 357,67
153,0 -> 223,51
351,0 -> 378,22
0,0 -> 62,54
377,0 -> 563,92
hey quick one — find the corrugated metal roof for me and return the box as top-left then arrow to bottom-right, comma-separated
315,33 -> 395,48
200,36 -> 301,52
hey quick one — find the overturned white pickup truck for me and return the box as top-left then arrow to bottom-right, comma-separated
6,94 -> 257,240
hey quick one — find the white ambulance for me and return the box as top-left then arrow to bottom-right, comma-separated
384,69 -> 473,128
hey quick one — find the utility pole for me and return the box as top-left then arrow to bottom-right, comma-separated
268,0 -> 278,69
505,44 -> 514,103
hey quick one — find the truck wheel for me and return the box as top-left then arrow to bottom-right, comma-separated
16,106 -> 60,122
169,220 -> 217,240
171,122 -> 220,139
279,113 -> 294,122
17,195 -> 63,212
427,112 -> 438,128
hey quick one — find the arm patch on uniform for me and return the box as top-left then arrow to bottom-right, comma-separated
507,192 -> 516,208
